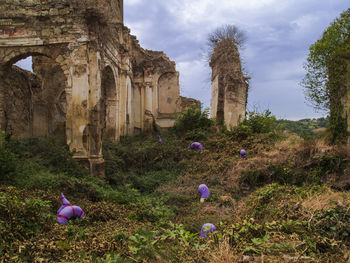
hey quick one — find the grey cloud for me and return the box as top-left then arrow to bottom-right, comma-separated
125,0 -> 349,119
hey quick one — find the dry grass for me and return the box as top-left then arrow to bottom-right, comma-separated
208,239 -> 242,263
302,188 -> 350,211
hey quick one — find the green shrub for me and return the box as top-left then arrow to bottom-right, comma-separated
6,135 -> 88,178
313,205 -> 350,242
128,228 -> 161,260
173,105 -> 213,134
133,196 -> 175,223
229,124 -> 253,140
184,129 -> 208,141
0,187 -> 54,254
0,135 -> 22,183
243,110 -> 277,134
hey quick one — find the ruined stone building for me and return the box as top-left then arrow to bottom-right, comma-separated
0,0 -> 181,176
210,39 -> 248,129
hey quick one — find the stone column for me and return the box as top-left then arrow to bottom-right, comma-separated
140,82 -> 145,130
118,69 -> 128,136
144,81 -> 153,132
66,43 -> 103,176
66,43 -> 91,170
86,43 -> 104,178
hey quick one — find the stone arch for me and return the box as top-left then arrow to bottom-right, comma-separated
0,45 -> 71,89
157,72 -> 178,116
100,65 -> 118,140
0,47 -> 70,138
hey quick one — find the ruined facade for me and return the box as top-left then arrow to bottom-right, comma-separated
210,39 -> 248,128
0,0 -> 180,176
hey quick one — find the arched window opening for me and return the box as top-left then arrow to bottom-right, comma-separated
0,54 -> 67,138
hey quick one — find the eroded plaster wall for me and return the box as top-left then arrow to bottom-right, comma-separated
0,66 -> 37,137
158,72 -> 179,116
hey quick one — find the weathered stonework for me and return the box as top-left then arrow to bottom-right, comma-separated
210,39 -> 248,129
0,0 -> 180,176
180,96 -> 201,111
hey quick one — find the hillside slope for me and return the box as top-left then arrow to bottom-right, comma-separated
0,109 -> 349,262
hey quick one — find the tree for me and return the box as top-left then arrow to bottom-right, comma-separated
301,9 -> 350,142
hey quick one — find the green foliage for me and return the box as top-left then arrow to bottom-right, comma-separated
228,124 -> 252,140
228,110 -> 279,140
302,9 -> 350,143
302,9 -> 350,111
132,196 -> 175,224
93,253 -> 132,263
277,117 -> 329,139
1,116 -> 349,261
313,205 -> 350,242
0,187 -> 54,253
103,135 -> 185,194
240,153 -> 344,189
0,132 -> 22,183
6,135 -> 88,178
128,228 -> 161,260
173,105 -> 213,135
244,110 -> 277,133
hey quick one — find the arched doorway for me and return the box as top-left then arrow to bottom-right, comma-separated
100,66 -> 117,140
0,53 -> 67,138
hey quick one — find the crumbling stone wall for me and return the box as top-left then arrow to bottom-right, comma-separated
0,65 -> 40,137
0,0 -> 181,176
180,96 -> 201,111
210,39 -> 248,129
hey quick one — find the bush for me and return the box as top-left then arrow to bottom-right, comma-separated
0,187 -> 54,254
173,105 -> 213,134
229,124 -> 253,141
0,134 -> 22,183
243,110 -> 277,134
6,135 -> 88,178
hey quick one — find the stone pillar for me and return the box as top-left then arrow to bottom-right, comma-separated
144,82 -> 153,132
86,43 -> 104,178
66,44 -> 89,158
66,43 -> 105,178
140,83 -> 145,130
118,69 -> 128,136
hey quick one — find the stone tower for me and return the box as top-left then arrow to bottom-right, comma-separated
210,39 -> 248,129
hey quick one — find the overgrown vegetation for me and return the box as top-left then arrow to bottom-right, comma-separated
302,8 -> 350,143
1,107 -> 349,262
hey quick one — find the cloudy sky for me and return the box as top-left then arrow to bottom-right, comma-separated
123,0 -> 349,120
